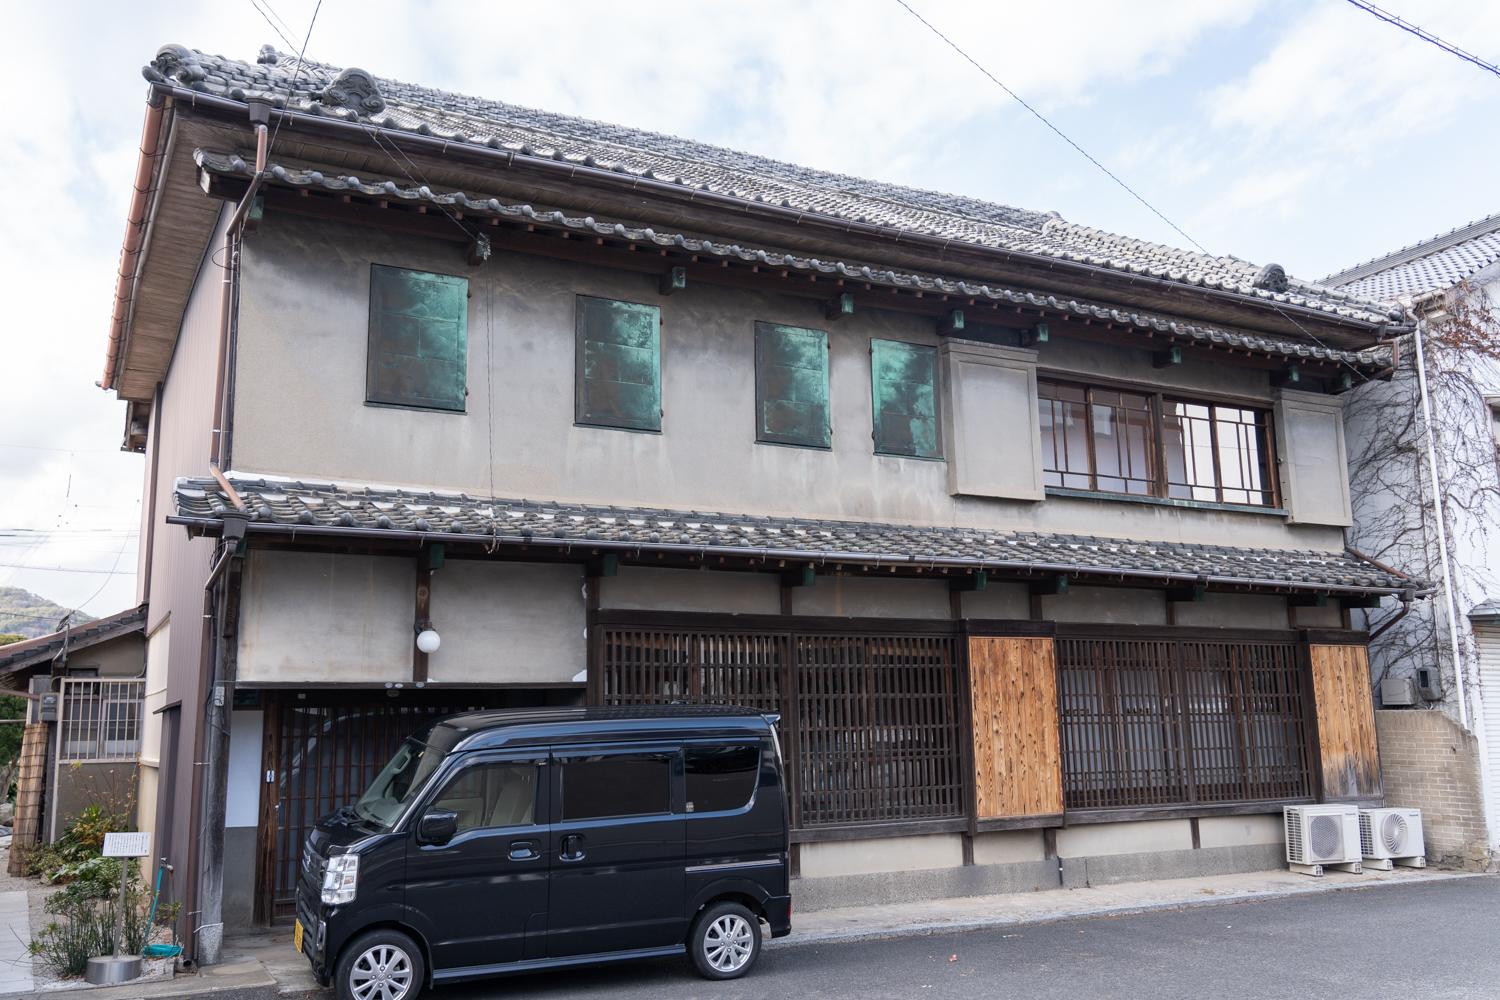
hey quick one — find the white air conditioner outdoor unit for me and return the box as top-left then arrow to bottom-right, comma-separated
1284,804 -> 1363,876
1358,807 -> 1426,869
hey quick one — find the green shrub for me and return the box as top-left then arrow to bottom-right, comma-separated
29,880 -> 151,976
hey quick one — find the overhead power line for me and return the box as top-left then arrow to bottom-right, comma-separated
893,0 -> 1207,254
1342,0 -> 1500,79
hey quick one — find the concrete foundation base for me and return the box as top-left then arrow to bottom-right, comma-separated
793,843 -> 1287,911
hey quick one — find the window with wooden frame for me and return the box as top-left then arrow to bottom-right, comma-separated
575,295 -> 662,431
755,322 -> 830,448
366,265 -> 469,411
1038,378 -> 1278,508
871,339 -> 941,459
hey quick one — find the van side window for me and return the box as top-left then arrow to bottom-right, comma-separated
560,753 -> 671,820
431,763 -> 537,833
685,745 -> 759,813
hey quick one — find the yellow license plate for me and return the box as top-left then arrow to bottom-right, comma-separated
293,918 -> 304,954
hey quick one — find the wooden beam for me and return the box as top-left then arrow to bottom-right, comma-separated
413,560 -> 432,684
825,292 -> 855,321
1288,593 -> 1328,608
1167,583 -> 1206,603
1273,364 -> 1303,389
938,309 -> 965,336
1029,574 -> 1068,596
780,565 -> 816,588
1021,322 -> 1050,348
658,266 -> 686,296
1339,594 -> 1384,610
1153,346 -> 1183,368
950,570 -> 988,592
587,554 -> 619,578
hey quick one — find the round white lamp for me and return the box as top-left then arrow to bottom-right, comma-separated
415,628 -> 441,655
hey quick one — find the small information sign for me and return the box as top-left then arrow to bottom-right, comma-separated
102,832 -> 151,858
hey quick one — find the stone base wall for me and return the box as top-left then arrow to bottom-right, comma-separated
1375,709 -> 1491,870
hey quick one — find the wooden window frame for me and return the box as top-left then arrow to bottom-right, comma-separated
1039,376 -> 1281,509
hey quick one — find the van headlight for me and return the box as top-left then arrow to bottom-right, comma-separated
321,854 -> 359,905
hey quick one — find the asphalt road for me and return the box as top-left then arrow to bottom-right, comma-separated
421,876 -> 1499,1000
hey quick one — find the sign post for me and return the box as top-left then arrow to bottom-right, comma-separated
84,832 -> 152,985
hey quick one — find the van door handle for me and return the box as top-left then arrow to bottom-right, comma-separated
509,840 -> 540,862
559,834 -> 586,863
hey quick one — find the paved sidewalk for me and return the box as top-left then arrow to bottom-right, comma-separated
0,891 -> 33,996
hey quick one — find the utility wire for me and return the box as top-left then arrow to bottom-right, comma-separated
893,0 -> 1207,255
266,0 -> 323,157
245,0 -> 300,54
1342,0 -> 1500,79
894,0 -> 1379,382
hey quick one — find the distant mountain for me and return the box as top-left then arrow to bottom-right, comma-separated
0,587 -> 93,639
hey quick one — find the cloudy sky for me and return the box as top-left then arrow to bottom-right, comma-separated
2,0 -> 1498,620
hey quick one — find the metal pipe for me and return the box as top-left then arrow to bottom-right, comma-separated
102,95 -> 168,390
1411,319 -> 1470,728
1368,596 -> 1412,643
162,515 -> 1413,598
147,83 -> 1402,342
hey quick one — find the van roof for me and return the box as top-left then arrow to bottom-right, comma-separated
425,704 -> 777,753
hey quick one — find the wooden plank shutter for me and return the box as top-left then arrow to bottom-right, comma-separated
969,636 -> 1063,819
575,295 -> 662,431
871,339 -> 941,458
755,322 -> 830,448
1309,644 -> 1382,800
366,265 -> 468,411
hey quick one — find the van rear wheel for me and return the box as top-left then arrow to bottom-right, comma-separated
335,928 -> 424,1000
689,901 -> 762,980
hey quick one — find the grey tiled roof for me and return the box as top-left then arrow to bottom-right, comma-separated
173,477 -> 1413,595
1322,214 -> 1500,303
144,43 -> 1401,327
0,605 -> 147,679
196,151 -> 1390,370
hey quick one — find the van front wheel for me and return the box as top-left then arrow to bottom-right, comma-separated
689,901 -> 762,980
335,928 -> 425,1000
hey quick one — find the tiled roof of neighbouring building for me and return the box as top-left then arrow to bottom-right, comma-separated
144,43 -> 1401,327
173,477 -> 1416,595
1322,214 -> 1500,303
0,605 -> 147,679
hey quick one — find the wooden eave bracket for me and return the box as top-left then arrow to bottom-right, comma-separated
825,292 -> 855,321
780,565 -> 816,588
1153,345 -> 1183,368
1021,322 -> 1049,347
1167,581 -> 1207,603
659,266 -> 686,296
1028,574 -> 1068,596
938,309 -> 965,336
950,569 -> 987,592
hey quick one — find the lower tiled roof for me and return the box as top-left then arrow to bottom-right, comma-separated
173,477 -> 1413,595
0,605 -> 147,678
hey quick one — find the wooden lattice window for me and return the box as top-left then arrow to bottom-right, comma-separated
755,322 -> 830,448
1056,635 -> 1313,810
366,264 -> 468,411
870,339 -> 941,459
575,295 -> 662,431
598,625 -> 965,829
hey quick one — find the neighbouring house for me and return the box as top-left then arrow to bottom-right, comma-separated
106,42 -> 1418,965
0,605 -> 147,872
1326,215 -> 1500,869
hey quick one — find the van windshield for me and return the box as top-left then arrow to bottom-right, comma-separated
353,738 -> 443,831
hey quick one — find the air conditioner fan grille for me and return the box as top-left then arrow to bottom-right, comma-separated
1309,814 -> 1342,859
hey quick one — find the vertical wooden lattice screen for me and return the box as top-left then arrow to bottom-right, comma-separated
600,626 -> 965,829
1309,644 -> 1382,800
969,636 -> 1063,819
1056,634 -> 1314,810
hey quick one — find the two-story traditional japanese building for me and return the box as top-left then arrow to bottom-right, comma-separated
107,43 -> 1416,963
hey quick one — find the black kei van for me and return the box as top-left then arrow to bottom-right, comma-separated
294,705 -> 791,1000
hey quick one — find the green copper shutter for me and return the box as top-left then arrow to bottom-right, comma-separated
575,296 -> 662,431
364,263 -> 468,413
755,322 -> 830,448
871,339 -> 941,458
366,265 -> 468,411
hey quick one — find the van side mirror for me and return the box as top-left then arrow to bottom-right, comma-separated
417,808 -> 459,846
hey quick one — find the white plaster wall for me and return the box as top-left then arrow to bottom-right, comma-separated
238,550 -> 411,684
428,561 -> 586,684
792,575 -> 952,618
1041,587 -> 1167,625
140,621 -> 170,767
972,829 -> 1047,865
799,833 -> 965,878
225,710 -> 264,828
1055,818 -> 1193,857
1172,593 -> 1289,629
600,567 -> 779,614
231,215 -> 1348,555
1197,814 -> 1284,849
